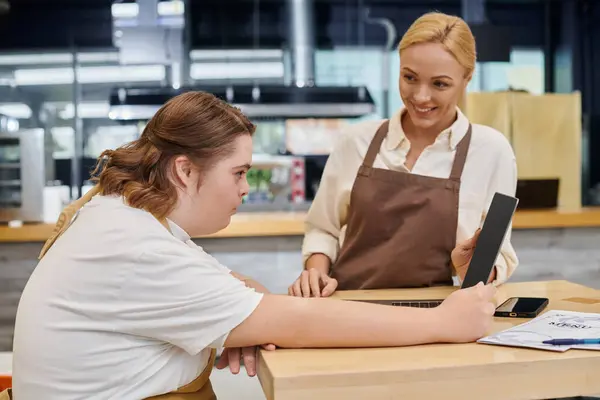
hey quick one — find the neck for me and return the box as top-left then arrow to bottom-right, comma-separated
168,202 -> 218,238
402,109 -> 458,146
167,205 -> 194,235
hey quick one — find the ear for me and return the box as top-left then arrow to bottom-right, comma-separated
173,155 -> 195,188
464,71 -> 473,86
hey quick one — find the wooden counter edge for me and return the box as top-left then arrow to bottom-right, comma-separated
2,207 -> 600,243
255,280 -> 600,400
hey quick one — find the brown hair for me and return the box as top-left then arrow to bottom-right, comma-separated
91,91 -> 255,219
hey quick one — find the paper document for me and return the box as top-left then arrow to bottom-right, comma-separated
478,310 -> 600,352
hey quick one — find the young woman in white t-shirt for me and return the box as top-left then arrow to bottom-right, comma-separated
10,91 -> 497,400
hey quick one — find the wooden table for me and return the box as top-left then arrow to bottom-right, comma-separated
257,280 -> 600,400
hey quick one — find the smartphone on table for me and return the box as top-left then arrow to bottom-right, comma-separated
494,297 -> 549,318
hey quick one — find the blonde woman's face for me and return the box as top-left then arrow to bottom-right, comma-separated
399,42 -> 470,131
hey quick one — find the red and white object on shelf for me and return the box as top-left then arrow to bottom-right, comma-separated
289,157 -> 305,203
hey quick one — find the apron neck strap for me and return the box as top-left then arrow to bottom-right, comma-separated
38,184 -> 102,259
157,217 -> 173,235
363,120 -> 390,168
449,123 -> 472,181
363,120 -> 473,180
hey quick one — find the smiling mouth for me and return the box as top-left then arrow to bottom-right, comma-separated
412,104 -> 437,114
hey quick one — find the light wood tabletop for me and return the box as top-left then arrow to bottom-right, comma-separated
257,280 -> 600,400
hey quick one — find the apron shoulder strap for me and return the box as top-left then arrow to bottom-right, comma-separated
449,123 -> 473,181
363,120 -> 390,168
157,218 -> 173,234
38,184 -> 102,259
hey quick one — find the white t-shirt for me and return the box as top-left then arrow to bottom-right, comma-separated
12,195 -> 264,399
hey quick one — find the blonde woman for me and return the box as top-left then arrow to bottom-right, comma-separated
289,12 -> 519,298
9,91 -> 497,399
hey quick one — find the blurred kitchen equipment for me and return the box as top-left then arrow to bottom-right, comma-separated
0,0 -> 9,15
43,180 -> 70,223
515,178 -> 560,210
0,129 -> 45,222
243,154 -> 306,205
285,118 -> 348,155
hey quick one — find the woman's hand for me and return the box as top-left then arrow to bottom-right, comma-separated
434,282 -> 497,343
288,268 -> 338,298
216,343 -> 276,377
451,228 -> 482,281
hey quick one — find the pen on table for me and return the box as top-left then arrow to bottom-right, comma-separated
542,338 -> 600,346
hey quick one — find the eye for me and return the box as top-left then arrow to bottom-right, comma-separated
235,171 -> 246,178
434,81 -> 450,88
402,74 -> 416,82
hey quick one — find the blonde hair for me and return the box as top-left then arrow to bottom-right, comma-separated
398,12 -> 476,77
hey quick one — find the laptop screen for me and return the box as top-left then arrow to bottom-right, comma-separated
460,192 -> 519,288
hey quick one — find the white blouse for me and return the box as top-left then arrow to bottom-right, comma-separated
302,106 -> 519,285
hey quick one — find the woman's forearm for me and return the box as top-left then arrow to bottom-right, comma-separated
226,294 -> 443,349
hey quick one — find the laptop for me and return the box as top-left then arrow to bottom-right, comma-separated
348,192 -> 519,308
515,178 -> 559,210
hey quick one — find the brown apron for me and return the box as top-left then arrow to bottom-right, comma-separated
0,356 -> 217,400
1,185 -> 218,400
331,120 -> 472,290
145,349 -> 217,400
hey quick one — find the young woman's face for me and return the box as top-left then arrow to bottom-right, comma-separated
174,135 -> 252,236
399,42 -> 470,132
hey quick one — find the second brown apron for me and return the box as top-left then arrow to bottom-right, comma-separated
331,120 -> 472,290
2,350 -> 217,400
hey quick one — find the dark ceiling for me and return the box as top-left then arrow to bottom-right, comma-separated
0,0 -> 555,51
1,0 -> 552,3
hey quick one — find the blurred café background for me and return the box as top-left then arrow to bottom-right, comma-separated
1,0 -> 600,370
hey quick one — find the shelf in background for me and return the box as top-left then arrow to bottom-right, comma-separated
512,207 -> 600,229
2,207 -> 600,243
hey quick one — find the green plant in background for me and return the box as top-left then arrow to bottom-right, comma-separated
242,168 -> 273,203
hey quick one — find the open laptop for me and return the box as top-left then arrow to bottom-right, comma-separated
348,192 -> 519,308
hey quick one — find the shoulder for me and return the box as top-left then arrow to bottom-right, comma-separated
82,195 -> 229,272
140,235 -> 221,272
468,123 -> 516,162
67,194 -> 184,256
